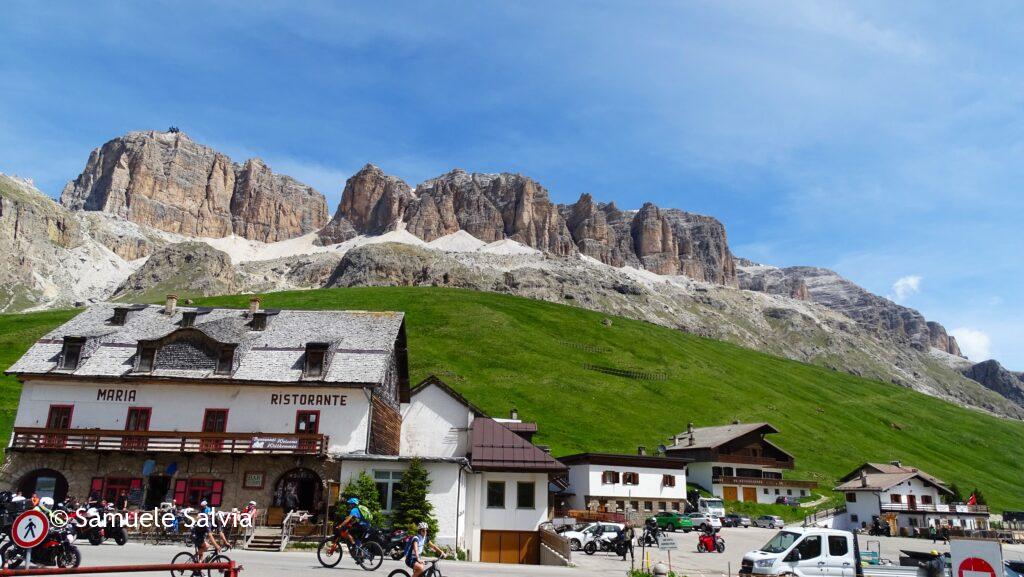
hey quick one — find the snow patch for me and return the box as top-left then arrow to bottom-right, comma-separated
479,239 -> 541,256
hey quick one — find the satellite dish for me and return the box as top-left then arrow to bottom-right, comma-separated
657,444 -> 667,454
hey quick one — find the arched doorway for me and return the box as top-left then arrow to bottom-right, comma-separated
17,469 -> 68,503
272,468 -> 322,513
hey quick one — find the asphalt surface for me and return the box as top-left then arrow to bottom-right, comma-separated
28,528 -> 1024,577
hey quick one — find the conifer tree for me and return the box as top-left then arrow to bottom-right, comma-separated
340,471 -> 382,521
392,458 -> 438,537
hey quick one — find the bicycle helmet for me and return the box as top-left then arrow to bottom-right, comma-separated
417,522 -> 429,530
347,497 -> 359,505
40,497 -> 54,508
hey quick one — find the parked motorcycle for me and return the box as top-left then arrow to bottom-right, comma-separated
76,506 -> 128,546
362,526 -> 410,561
583,530 -> 630,557
696,528 -> 725,553
0,527 -> 81,568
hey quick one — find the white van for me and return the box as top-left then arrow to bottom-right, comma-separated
740,528 -> 862,577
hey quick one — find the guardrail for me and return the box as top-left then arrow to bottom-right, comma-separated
0,561 -> 240,576
10,427 -> 328,456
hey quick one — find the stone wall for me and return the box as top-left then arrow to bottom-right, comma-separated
0,450 -> 336,512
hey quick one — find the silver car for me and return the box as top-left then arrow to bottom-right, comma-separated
753,515 -> 785,529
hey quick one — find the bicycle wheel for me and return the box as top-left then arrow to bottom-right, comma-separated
357,541 -> 384,571
170,551 -> 198,577
206,553 -> 231,577
386,570 -> 411,577
317,537 -> 343,568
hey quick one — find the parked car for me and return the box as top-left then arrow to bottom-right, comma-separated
724,513 -> 752,528
740,528 -> 859,576
561,522 -> 624,551
651,511 -> 695,533
754,515 -> 785,529
775,496 -> 800,507
687,512 -> 722,531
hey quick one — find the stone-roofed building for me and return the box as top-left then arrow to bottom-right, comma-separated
2,296 -> 409,516
665,421 -> 817,504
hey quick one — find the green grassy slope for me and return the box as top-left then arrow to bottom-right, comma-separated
2,287 -> 1022,510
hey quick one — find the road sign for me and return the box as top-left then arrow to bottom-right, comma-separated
657,536 -> 678,550
952,539 -> 1003,577
11,509 -> 49,549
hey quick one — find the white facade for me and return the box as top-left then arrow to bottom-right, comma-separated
688,461 -> 813,504
14,380 -> 371,454
564,461 -> 687,511
834,471 -> 989,532
400,383 -> 472,458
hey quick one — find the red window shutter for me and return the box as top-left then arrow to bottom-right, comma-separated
173,479 -> 187,505
211,480 -> 224,507
129,478 -> 142,490
90,477 -> 104,495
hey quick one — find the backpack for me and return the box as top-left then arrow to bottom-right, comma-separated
357,504 -> 373,523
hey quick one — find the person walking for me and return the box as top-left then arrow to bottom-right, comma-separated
929,524 -> 937,543
941,525 -> 950,545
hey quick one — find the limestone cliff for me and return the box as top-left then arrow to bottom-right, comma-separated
61,131 -> 328,242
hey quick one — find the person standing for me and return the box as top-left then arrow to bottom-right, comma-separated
929,524 -> 937,543
619,522 -> 636,563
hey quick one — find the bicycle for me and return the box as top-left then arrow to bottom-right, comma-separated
387,557 -> 443,577
316,525 -> 384,571
169,543 -> 232,577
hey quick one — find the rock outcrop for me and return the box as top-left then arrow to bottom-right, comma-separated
113,241 -> 237,300
317,164 -> 412,244
61,131 -> 328,242
736,261 -> 964,356
962,360 -> 1024,406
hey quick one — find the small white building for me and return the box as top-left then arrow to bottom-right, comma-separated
665,422 -> 817,504
339,376 -> 565,565
557,451 -> 690,514
833,462 -> 990,533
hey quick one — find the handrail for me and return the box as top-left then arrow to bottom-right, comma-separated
10,427 -> 328,456
280,509 -> 312,551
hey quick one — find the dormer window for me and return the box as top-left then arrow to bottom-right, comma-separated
137,345 -> 157,372
181,312 -> 198,328
215,346 -> 235,375
304,343 -> 329,378
112,308 -> 130,326
251,312 -> 268,331
60,337 -> 86,370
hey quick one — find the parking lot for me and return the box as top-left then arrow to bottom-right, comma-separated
47,528 -> 1024,577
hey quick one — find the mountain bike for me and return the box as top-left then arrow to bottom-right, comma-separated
169,544 -> 232,577
316,526 -> 384,571
387,558 -> 443,577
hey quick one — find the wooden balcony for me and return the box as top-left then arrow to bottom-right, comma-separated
881,502 -> 990,515
715,454 -> 794,469
714,475 -> 818,488
9,427 -> 329,456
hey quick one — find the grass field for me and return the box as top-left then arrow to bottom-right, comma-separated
2,287 -> 1022,510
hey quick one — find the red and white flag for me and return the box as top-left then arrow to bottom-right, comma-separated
966,493 -> 977,506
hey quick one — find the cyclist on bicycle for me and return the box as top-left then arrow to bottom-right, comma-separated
405,521 -> 446,577
192,500 -> 220,557
336,497 -> 371,546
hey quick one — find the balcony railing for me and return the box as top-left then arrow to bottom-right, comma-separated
10,427 -> 329,456
715,454 -> 794,469
881,503 -> 989,515
714,475 -> 818,488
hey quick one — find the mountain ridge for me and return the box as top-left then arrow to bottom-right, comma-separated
1,129 -> 1017,417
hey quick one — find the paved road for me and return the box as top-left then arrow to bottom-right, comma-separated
44,528 -> 1024,576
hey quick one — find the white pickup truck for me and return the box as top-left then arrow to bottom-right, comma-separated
740,528 -> 862,577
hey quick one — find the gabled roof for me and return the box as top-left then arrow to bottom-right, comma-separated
6,302 -> 406,385
500,421 -> 539,434
558,453 -> 691,470
470,417 -> 566,473
834,463 -> 953,495
666,422 -> 780,451
411,375 -> 487,416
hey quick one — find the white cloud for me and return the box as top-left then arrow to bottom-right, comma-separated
890,275 -> 922,302
950,327 -> 992,361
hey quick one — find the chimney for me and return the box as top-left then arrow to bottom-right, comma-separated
164,294 -> 178,315
687,422 -> 694,434
637,446 -> 647,456
510,408 -> 519,420
249,296 -> 261,315
688,434 -> 695,446
671,435 -> 682,446
860,470 -> 868,487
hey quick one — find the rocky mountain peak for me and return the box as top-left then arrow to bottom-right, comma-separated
60,130 -> 328,242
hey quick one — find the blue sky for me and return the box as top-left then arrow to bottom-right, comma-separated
1,1 -> 1022,368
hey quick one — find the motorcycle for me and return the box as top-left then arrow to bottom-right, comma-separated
76,506 -> 128,546
0,527 -> 81,568
640,518 -> 662,547
583,530 -> 630,557
381,528 -> 410,560
696,528 -> 725,553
